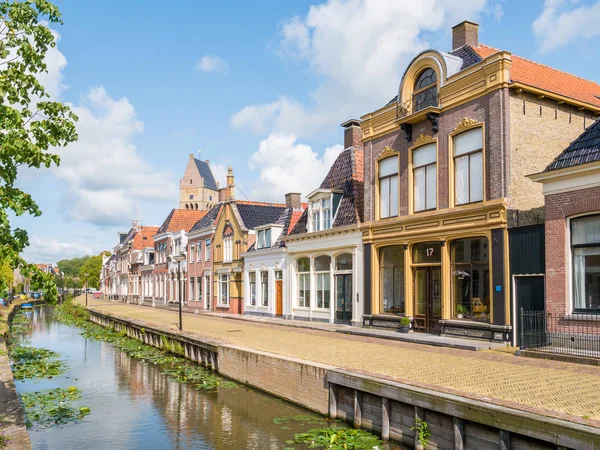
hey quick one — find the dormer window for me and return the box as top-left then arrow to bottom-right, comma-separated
413,68 -> 437,113
311,198 -> 331,231
257,228 -> 272,249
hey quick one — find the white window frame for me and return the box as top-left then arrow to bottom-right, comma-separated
297,257 -> 310,308
218,274 -> 229,306
223,237 -> 233,262
205,239 -> 211,261
249,272 -> 256,306
196,240 -> 202,262
310,196 -> 334,232
261,271 -> 269,307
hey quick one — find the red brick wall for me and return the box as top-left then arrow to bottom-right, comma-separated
545,185 -> 600,316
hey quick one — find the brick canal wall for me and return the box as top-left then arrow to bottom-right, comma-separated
88,308 -> 600,449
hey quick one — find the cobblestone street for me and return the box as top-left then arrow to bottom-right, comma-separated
77,297 -> 600,426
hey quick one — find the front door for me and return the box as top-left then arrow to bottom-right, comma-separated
275,280 -> 283,317
335,274 -> 353,323
413,267 -> 441,334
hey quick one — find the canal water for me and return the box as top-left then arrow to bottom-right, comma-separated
14,307 -> 400,450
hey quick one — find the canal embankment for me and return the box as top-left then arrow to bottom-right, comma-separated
85,302 -> 600,450
0,301 -> 35,450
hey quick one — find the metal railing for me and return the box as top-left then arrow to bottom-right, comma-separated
520,308 -> 600,358
396,91 -> 439,120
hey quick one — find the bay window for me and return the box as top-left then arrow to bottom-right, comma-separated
261,271 -> 269,306
315,255 -> 331,309
413,143 -> 437,211
297,257 -> 310,307
453,127 -> 483,205
379,157 -> 399,218
572,215 -> 600,311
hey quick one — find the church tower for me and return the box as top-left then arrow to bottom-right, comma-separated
179,154 -> 219,210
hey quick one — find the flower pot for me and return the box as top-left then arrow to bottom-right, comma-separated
399,325 -> 410,333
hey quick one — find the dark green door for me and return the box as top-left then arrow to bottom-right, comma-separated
335,274 -> 352,323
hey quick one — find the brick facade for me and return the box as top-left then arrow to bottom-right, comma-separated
544,186 -> 600,316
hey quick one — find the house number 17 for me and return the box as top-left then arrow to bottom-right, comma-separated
426,248 -> 434,257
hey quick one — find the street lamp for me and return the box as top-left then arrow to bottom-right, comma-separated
84,272 -> 89,307
169,252 -> 186,331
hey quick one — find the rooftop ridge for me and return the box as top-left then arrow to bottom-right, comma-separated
475,43 -> 600,88
235,200 -> 286,207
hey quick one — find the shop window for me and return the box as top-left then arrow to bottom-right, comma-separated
572,215 -> 600,311
297,257 -> 310,308
379,157 -> 399,218
413,143 -> 436,211
412,242 -> 441,264
379,246 -> 405,314
413,68 -> 437,112
249,272 -> 256,306
261,271 -> 269,306
315,255 -> 331,309
453,127 -> 483,205
451,237 -> 490,321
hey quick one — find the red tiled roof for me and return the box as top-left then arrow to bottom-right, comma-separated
471,44 -> 600,108
287,210 -> 304,235
157,209 -> 207,234
132,226 -> 159,250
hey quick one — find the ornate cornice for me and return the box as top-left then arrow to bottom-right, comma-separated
377,146 -> 398,160
454,117 -> 479,132
414,134 -> 434,146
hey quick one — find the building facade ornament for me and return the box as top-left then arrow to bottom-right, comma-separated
378,146 -> 399,159
414,134 -> 434,146
454,117 -> 479,131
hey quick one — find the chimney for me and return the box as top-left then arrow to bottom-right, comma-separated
131,219 -> 139,230
285,193 -> 302,211
341,119 -> 363,150
218,187 -> 227,202
205,159 -> 210,165
452,21 -> 479,50
226,166 -> 235,200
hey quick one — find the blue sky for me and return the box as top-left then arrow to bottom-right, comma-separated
16,0 -> 600,263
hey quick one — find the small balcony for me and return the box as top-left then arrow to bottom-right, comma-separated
395,91 -> 440,141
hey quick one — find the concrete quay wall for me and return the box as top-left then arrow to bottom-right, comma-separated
88,308 -> 600,450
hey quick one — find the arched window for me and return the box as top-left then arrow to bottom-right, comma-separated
297,257 -> 310,307
315,256 -> 331,309
413,68 -> 437,112
336,253 -> 353,271
185,204 -> 189,210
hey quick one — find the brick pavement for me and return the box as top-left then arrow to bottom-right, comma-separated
77,297 -> 600,426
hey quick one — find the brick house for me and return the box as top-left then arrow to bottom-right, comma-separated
358,21 -> 600,341
284,121 -> 364,325
241,193 -> 305,318
152,209 -> 206,306
186,204 -> 223,310
211,167 -> 286,314
530,119 -> 600,319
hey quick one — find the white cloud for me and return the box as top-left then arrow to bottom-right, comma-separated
53,86 -> 178,227
533,0 -> 600,53
210,163 -> 228,190
22,236 -> 96,264
248,133 -> 343,201
196,55 -> 228,73
232,0 -> 492,138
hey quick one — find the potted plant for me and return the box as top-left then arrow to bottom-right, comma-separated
456,304 -> 468,319
399,316 -> 411,333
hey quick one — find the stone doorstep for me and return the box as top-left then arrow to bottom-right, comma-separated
132,300 -> 503,351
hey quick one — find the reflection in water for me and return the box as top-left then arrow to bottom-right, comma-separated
15,307 -> 348,450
